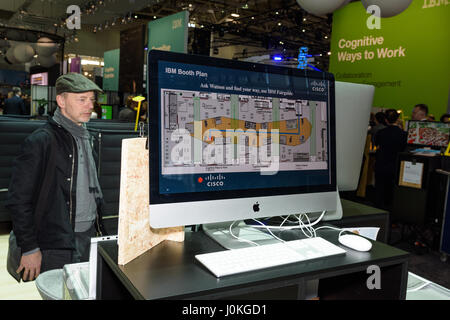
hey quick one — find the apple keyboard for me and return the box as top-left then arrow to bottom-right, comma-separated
195,237 -> 346,277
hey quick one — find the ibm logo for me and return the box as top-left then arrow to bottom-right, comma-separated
165,67 -> 177,74
172,18 -> 182,30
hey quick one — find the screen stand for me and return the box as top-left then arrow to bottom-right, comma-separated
203,192 -> 342,250
324,190 -> 344,222
202,221 -> 279,250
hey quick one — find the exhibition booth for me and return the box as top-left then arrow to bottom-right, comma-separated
0,0 -> 449,302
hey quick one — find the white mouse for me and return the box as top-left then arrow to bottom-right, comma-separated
338,234 -> 372,252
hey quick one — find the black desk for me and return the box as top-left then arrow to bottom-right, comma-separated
332,199 -> 389,243
392,152 -> 447,225
96,228 -> 409,300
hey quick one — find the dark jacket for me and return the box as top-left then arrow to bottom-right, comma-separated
374,125 -> 407,175
6,118 -> 105,253
3,95 -> 26,115
118,107 -> 137,122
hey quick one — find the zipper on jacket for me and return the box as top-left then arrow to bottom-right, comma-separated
69,139 -> 75,227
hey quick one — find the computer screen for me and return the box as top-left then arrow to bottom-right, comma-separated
148,50 -> 338,228
30,72 -> 48,86
407,120 -> 450,148
335,81 -> 374,191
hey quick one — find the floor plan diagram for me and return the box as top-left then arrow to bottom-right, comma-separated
161,89 -> 328,174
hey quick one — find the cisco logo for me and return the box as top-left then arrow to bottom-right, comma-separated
197,174 -> 226,187
311,80 -> 326,93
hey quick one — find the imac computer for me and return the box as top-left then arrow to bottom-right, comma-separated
244,81 -> 375,231
147,50 -> 338,247
335,81 -> 375,191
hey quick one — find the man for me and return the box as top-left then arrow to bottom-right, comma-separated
374,109 -> 407,210
3,87 -> 26,115
6,73 -> 106,281
118,95 -> 137,122
411,103 -> 429,121
440,113 -> 450,123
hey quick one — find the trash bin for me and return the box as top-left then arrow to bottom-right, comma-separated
62,262 -> 90,300
35,269 -> 64,300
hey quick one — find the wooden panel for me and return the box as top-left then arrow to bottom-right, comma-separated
117,138 -> 184,265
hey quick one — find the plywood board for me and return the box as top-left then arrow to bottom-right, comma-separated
118,138 -> 184,265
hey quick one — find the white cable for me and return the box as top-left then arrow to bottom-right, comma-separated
301,213 -> 316,238
280,215 -> 291,227
249,211 -> 327,230
250,218 -> 286,243
227,212 -> 340,247
297,214 -> 313,238
228,221 -> 260,247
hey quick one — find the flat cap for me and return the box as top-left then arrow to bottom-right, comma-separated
56,72 -> 103,95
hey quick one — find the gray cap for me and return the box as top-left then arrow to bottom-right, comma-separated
56,72 -> 103,95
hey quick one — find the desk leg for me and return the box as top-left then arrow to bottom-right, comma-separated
96,250 -> 134,300
398,261 -> 409,300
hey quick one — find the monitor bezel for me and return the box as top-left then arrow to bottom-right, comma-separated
406,120 -> 450,149
148,49 -> 337,205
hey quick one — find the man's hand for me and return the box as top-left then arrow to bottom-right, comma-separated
16,250 -> 42,281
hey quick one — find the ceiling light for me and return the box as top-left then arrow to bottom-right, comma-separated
231,13 -> 240,18
81,59 -> 101,66
272,55 -> 283,61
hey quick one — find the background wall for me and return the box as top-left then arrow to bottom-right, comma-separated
329,1 -> 450,119
64,29 -> 120,58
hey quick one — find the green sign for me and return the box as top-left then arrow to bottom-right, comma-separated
101,105 -> 112,120
97,93 -> 107,104
103,49 -> 120,91
329,1 -> 450,119
148,11 -> 189,53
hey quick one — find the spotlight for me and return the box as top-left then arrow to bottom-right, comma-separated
271,54 -> 283,61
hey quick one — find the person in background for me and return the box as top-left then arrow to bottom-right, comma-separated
411,104 -> 429,121
118,95 -> 137,122
139,101 -> 148,123
22,94 -> 31,115
6,73 -> 106,281
374,109 -> 407,210
3,87 -> 26,115
370,112 -> 387,146
0,93 -> 5,114
440,114 -> 450,123
91,101 -> 103,119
